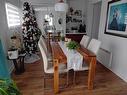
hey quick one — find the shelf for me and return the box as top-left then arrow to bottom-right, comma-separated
66,33 -> 86,43
66,33 -> 86,34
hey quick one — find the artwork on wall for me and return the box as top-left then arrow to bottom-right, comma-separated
105,0 -> 127,37
58,18 -> 63,25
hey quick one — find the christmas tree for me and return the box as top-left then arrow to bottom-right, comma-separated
22,2 -> 41,55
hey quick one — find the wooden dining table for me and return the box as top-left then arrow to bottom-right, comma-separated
50,42 -> 96,94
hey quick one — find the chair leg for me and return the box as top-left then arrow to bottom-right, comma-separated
73,71 -> 76,85
43,75 -> 46,88
66,71 -> 69,86
44,73 -> 69,89
43,74 -> 53,89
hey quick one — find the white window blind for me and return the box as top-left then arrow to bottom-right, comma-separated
5,3 -> 20,27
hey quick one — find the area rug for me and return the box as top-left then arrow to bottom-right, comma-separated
24,53 -> 40,63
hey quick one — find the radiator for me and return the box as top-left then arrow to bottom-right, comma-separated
97,48 -> 112,68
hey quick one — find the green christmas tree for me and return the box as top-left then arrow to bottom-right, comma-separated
22,2 -> 41,55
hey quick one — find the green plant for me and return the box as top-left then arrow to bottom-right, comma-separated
66,41 -> 79,50
0,79 -> 21,95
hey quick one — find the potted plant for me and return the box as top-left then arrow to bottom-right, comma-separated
60,36 -> 65,42
66,41 -> 79,53
0,78 -> 21,95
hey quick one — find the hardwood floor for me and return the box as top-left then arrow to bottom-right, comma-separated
12,60 -> 44,95
12,59 -> 127,95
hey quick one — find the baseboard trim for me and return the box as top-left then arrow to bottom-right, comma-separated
98,60 -> 127,83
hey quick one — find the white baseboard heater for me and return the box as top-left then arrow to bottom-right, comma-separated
97,48 -> 112,68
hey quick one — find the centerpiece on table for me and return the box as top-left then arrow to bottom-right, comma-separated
66,41 -> 79,53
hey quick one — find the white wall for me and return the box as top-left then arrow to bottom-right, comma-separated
86,0 -> 102,37
35,8 -> 66,35
35,11 -> 48,35
55,12 -> 66,35
91,1 -> 101,39
68,0 -> 87,16
20,0 -> 55,6
86,0 -> 93,36
98,0 -> 127,82
0,0 -> 8,51
0,0 -> 22,73
91,0 -> 101,4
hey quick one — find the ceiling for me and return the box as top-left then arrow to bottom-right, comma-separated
20,0 -> 68,10
20,0 -> 68,5
20,0 -> 57,6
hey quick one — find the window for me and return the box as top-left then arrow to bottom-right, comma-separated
5,3 -> 20,27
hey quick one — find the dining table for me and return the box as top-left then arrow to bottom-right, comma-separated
50,41 -> 96,94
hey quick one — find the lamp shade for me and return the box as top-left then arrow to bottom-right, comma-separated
55,2 -> 68,12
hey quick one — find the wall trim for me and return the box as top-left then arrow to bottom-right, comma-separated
99,61 -> 127,83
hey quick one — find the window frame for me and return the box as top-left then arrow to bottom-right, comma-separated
5,3 -> 21,28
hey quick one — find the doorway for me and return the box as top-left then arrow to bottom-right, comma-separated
91,1 -> 102,39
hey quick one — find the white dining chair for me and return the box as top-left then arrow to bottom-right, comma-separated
87,39 -> 101,55
73,38 -> 101,85
38,41 -> 67,88
39,36 -> 48,54
80,35 -> 90,48
39,36 -> 53,61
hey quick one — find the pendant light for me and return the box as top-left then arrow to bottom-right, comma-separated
55,0 -> 68,12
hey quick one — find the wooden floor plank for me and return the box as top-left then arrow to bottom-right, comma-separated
12,59 -> 127,95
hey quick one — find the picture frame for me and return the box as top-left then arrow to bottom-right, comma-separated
105,0 -> 127,38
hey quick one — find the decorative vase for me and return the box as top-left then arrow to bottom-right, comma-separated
60,40 -> 64,44
69,49 -> 76,54
8,49 -> 18,59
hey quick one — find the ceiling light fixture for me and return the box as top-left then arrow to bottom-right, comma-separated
55,0 -> 68,12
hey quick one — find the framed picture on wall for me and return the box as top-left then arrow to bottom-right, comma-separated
105,0 -> 127,38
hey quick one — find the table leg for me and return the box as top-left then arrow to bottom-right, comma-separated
53,59 -> 59,93
58,32 -> 61,41
20,56 -> 25,73
13,59 -> 21,75
88,57 -> 96,90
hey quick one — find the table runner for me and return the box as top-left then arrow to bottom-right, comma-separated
58,42 -> 83,71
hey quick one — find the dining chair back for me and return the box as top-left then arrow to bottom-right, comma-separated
80,35 -> 90,48
38,40 -> 48,73
38,41 -> 68,88
40,36 -> 48,54
87,39 -> 101,55
73,39 -> 101,85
